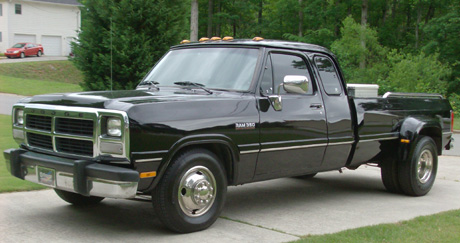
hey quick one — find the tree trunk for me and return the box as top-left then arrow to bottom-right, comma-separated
298,0 -> 303,37
415,4 -> 422,48
360,0 -> 368,69
258,0 -> 263,35
190,0 -> 199,41
207,0 -> 213,37
216,0 -> 221,36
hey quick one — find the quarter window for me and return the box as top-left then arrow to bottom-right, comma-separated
15,4 -> 21,15
261,53 -> 313,95
314,56 -> 342,95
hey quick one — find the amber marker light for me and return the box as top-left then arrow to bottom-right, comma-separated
252,37 -> 264,41
140,171 -> 157,178
223,36 -> 234,41
199,37 -> 210,42
180,40 -> 191,44
401,139 -> 410,144
210,37 -> 222,41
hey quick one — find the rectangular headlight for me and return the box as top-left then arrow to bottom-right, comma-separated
15,109 -> 24,125
107,117 -> 122,137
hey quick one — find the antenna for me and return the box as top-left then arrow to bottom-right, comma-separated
110,17 -> 113,91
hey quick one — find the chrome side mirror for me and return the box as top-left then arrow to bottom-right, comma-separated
268,95 -> 282,111
283,75 -> 309,94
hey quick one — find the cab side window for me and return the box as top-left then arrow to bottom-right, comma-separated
260,53 -> 313,95
314,56 -> 342,95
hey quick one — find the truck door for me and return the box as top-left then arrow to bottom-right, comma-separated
311,54 -> 354,170
255,51 -> 328,180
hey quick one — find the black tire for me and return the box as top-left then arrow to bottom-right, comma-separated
152,149 -> 227,233
54,189 -> 104,206
398,136 -> 438,196
37,51 -> 42,57
380,155 -> 402,193
294,173 -> 318,179
7,56 -> 11,59
20,52 -> 25,58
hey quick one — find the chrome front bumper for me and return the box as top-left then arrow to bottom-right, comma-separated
4,149 -> 139,199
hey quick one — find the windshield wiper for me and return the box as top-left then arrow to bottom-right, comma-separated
138,80 -> 160,90
174,81 -> 213,94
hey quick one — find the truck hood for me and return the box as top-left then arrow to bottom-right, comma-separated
18,89 -> 247,112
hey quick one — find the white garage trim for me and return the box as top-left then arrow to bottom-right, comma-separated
41,35 -> 62,56
14,34 -> 36,44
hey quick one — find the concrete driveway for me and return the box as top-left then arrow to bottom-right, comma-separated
0,56 -> 67,64
1,156 -> 459,242
0,93 -> 26,115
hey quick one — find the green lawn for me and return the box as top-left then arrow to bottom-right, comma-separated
0,115 -> 46,192
0,75 -> 82,96
0,60 -> 83,84
455,117 -> 460,130
295,209 -> 460,242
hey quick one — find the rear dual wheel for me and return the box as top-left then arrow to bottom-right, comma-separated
152,149 -> 227,233
381,136 -> 437,196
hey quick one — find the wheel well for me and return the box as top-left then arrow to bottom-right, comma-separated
172,143 -> 234,185
419,127 -> 442,155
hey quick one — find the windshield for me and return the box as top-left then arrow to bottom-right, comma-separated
141,47 -> 259,91
12,43 -> 26,48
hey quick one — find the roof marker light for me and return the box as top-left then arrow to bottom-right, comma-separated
210,37 -> 222,41
180,40 -> 191,44
223,36 -> 234,41
253,37 -> 264,41
199,37 -> 210,42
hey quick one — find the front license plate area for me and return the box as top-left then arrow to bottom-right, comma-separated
37,166 -> 56,187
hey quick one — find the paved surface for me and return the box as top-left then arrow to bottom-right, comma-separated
0,93 -> 26,115
0,156 -> 459,242
0,56 -> 67,64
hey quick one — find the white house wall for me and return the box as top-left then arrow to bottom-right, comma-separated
0,1 -> 10,52
2,0 -> 80,55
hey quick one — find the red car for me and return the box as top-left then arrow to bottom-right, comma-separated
4,43 -> 44,58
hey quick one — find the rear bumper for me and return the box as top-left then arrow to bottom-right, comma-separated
3,148 -> 139,199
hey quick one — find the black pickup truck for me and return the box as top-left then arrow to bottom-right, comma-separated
4,39 -> 454,233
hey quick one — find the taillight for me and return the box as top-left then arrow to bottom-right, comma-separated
452,111 -> 455,132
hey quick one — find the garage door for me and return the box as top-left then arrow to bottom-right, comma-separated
13,34 -> 36,45
41,35 -> 62,56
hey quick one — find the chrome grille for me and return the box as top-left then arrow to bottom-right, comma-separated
27,133 -> 53,150
26,115 -> 52,131
56,137 -> 93,156
55,118 -> 93,137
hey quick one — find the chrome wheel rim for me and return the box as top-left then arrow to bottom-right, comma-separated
416,149 -> 433,184
178,166 -> 216,217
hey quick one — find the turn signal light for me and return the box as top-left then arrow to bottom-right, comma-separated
140,171 -> 157,178
401,139 -> 410,144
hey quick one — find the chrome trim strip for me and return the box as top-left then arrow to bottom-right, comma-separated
383,92 -> 443,99
261,143 -> 327,152
327,141 -> 354,146
135,158 -> 163,163
359,136 -> 399,142
240,150 -> 260,154
443,132 -> 453,135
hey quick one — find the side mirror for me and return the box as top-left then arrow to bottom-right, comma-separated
283,75 -> 309,94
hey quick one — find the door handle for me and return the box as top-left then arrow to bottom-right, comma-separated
310,103 -> 323,109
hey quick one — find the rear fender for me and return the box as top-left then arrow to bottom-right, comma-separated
398,117 -> 442,161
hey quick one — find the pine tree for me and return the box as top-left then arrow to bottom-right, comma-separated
72,0 -> 187,91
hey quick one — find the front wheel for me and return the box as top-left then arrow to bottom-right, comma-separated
152,149 -> 227,233
54,189 -> 104,206
37,50 -> 42,57
398,136 -> 438,196
20,52 -> 25,58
